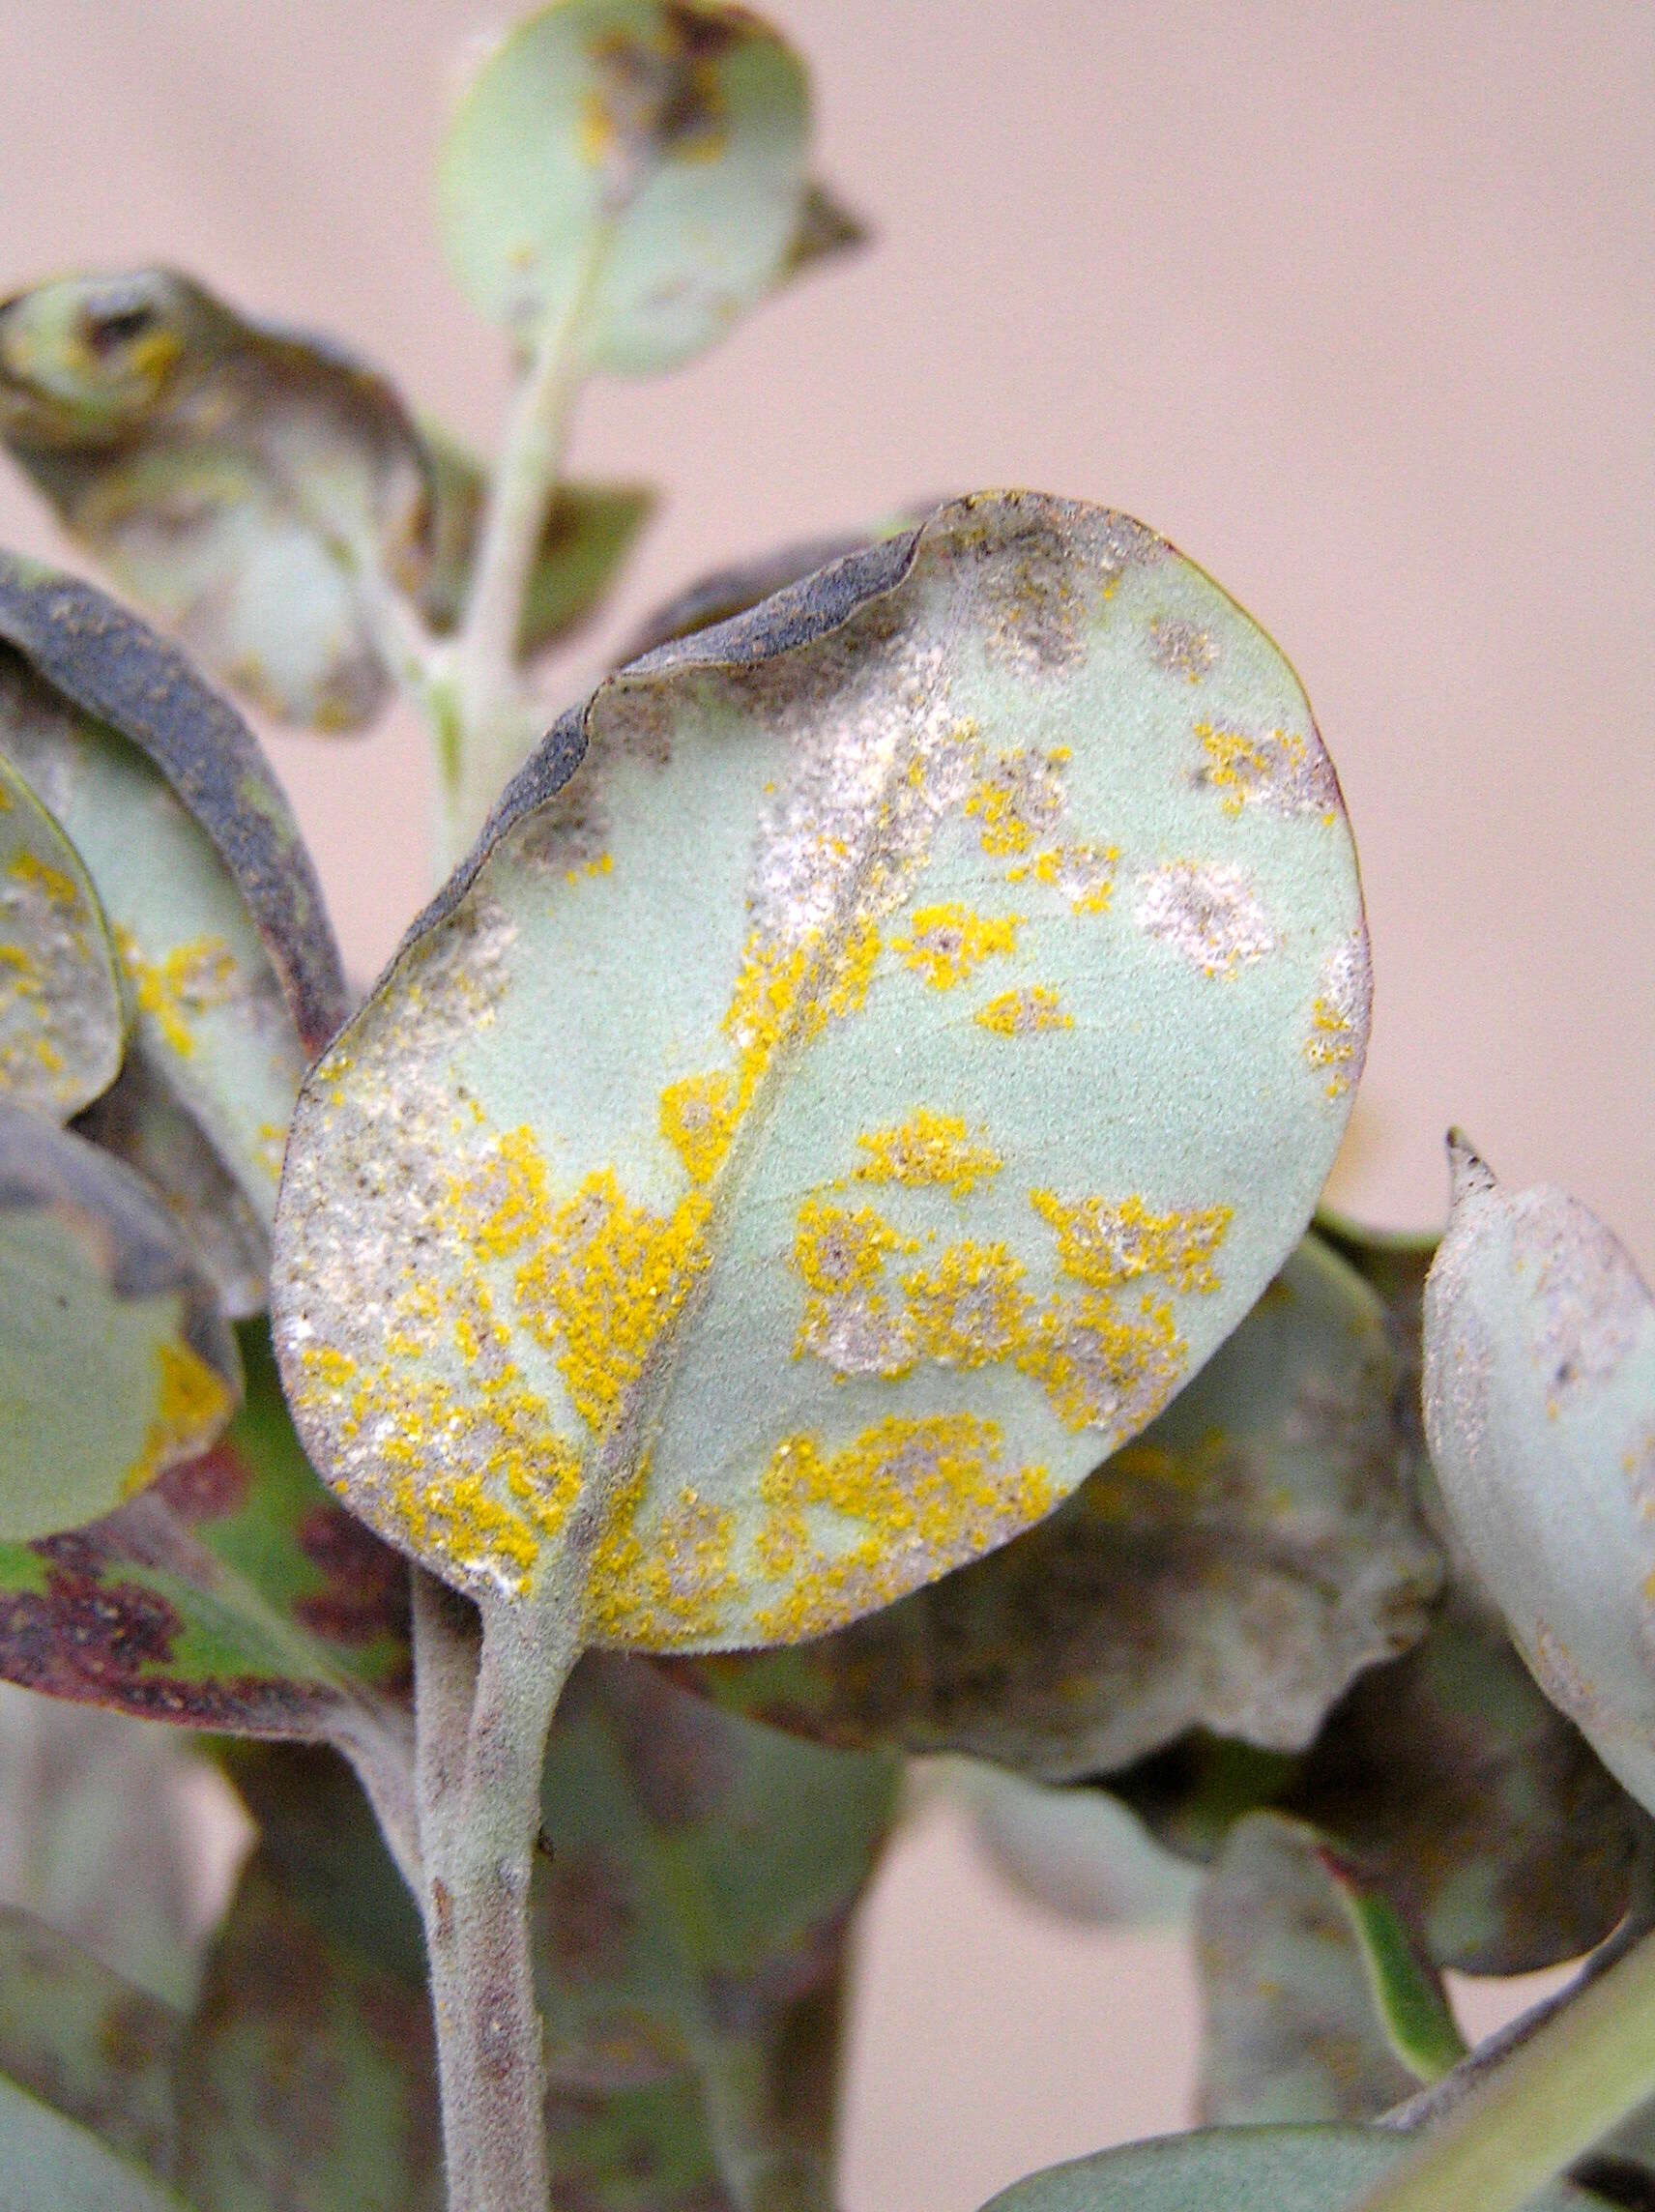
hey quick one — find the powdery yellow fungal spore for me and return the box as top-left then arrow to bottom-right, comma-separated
122,1338 -> 235,1499
114,929 -> 236,1060
1030,1188 -> 1232,1295
853,1109 -> 1002,1199
975,986 -> 1073,1036
891,904 -> 1022,990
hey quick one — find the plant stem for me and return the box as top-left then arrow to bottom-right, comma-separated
1349,1924 -> 1655,2212
413,1569 -> 577,2212
438,226 -> 614,866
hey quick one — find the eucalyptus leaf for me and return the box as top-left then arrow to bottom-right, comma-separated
437,0 -> 822,372
0,555 -> 347,1224
1115,1587 -> 1655,1975
974,2124 -> 1592,2212
680,1232 -> 1440,1776
0,1315 -> 410,1746
275,493 -> 1370,1648
0,749 -> 125,1120
421,423 -> 654,657
0,271 -> 430,730
174,1859 -> 443,2212
0,2071 -> 192,2212
0,1104 -> 239,1539
545,2075 -> 738,2211
0,1904 -> 181,2173
1195,1812 -> 1461,2127
619,527 -> 891,661
953,1761 -> 1201,1926
74,1053 -> 269,1321
535,1653 -> 893,2205
1423,1140 -> 1655,1819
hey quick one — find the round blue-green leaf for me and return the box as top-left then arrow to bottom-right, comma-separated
0,1102 -> 240,1541
274,492 -> 1369,1642
437,0 -> 812,373
1423,1138 -> 1655,1818
0,750 -> 125,1120
977,2127 -> 1590,2212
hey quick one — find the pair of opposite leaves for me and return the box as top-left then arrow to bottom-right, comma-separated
0,0 -> 865,731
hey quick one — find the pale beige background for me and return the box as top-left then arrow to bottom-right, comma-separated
0,4 -> 1648,2205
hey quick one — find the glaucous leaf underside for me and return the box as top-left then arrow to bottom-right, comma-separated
0,749 -> 125,1121
679,1231 -> 1441,1774
974,2127 -> 1593,2212
1424,1141 -> 1655,1819
0,271 -> 430,731
0,1317 -> 409,1737
438,0 -> 822,372
275,492 -> 1369,1646
0,1105 -> 239,1539
0,557 -> 345,1227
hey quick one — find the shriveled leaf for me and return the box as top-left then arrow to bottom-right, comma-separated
1116,1589 -> 1654,1975
0,750 -> 124,1119
681,1232 -> 1439,1776
0,2071 -> 190,2212
0,1904 -> 181,2172
973,2125 -> 1590,2212
0,555 -> 347,1221
0,271 -> 430,731
0,1315 -> 410,1743
952,1761 -> 1201,1926
546,2076 -> 737,2211
438,0 -> 818,372
1195,1812 -> 1460,2127
276,493 -> 1369,1644
0,1105 -> 239,1538
174,1860 -> 442,2212
536,1655 -> 893,2127
421,424 -> 654,656
74,1054 -> 268,1321
1423,1140 -> 1655,1818
620,528 -> 886,660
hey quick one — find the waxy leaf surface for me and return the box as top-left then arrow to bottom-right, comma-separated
682,1233 -> 1439,1774
421,426 -> 655,657
437,0 -> 819,371
276,494 -> 1369,1643
1194,1812 -> 1460,2127
0,272 -> 430,730
974,2126 -> 1590,2212
0,1105 -> 239,1538
953,1761 -> 1200,1926
0,556 -> 346,1224
0,750 -> 125,1120
1424,1142 -> 1655,1819
0,1316 -> 410,1741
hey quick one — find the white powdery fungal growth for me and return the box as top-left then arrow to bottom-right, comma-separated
1133,861 -> 1279,979
1422,1136 -> 1655,1817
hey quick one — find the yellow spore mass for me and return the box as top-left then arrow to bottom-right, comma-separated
793,1195 -> 915,1294
1304,995 -> 1360,1096
891,904 -> 1022,990
853,1109 -> 1002,1199
1030,1188 -> 1232,1295
115,930 -> 236,1060
514,1168 -> 711,1435
903,1240 -> 1033,1365
752,1413 -> 1056,1641
9,850 -> 79,907
1019,1290 -> 1187,1435
975,987 -> 1073,1036
585,1480 -> 738,1643
1197,723 -> 1307,815
1031,842 -> 1117,914
964,748 -> 1068,857
123,1339 -> 235,1499
659,1069 -> 740,1185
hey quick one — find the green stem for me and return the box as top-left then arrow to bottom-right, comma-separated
1349,1924 -> 1655,2212
438,225 -> 614,867
413,1570 -> 577,2212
